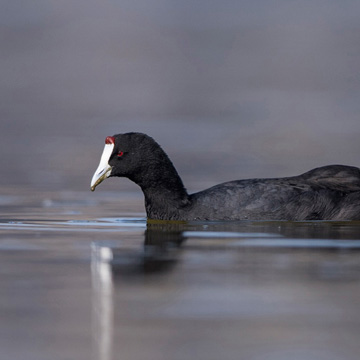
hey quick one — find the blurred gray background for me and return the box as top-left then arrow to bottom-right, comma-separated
2,0 -> 360,193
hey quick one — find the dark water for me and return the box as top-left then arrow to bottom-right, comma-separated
1,189 -> 360,360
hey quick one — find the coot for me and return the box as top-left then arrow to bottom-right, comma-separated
90,133 -> 360,221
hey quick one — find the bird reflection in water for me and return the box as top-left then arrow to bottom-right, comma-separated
91,222 -> 184,360
91,220 -> 360,360
141,222 -> 185,273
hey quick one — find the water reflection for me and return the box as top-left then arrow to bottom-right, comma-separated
91,223 -> 185,277
91,254 -> 114,360
91,223 -> 184,360
91,220 -> 360,360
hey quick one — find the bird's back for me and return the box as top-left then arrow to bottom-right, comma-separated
188,165 -> 360,221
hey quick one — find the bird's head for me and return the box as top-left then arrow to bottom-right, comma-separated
90,132 -> 161,191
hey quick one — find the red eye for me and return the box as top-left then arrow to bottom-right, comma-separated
117,151 -> 124,157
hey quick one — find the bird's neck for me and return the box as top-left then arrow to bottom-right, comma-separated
129,156 -> 191,220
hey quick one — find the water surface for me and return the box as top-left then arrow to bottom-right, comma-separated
1,189 -> 360,360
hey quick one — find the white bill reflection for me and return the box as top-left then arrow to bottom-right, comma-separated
91,244 -> 114,360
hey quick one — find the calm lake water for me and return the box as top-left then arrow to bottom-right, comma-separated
0,188 -> 360,360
